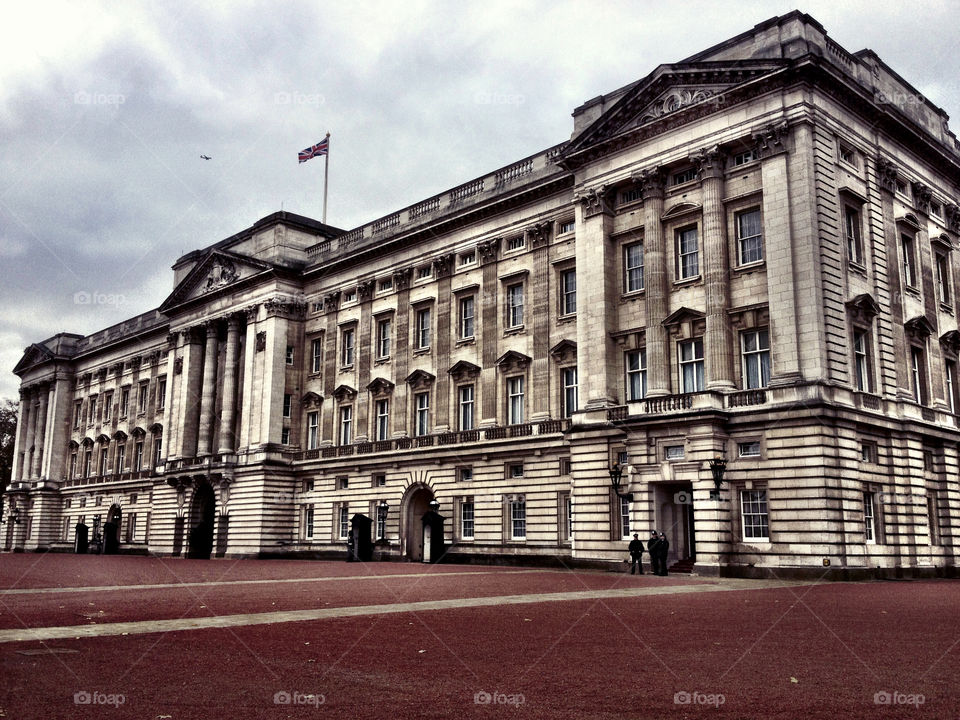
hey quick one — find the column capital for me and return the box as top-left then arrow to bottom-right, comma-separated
575,185 -> 612,218
242,304 -> 260,322
357,278 -> 375,302
391,268 -> 412,290
432,252 -> 455,278
876,156 -> 899,193
946,204 -> 960,234
689,145 -> 726,180
632,167 -> 667,200
478,237 -> 500,266
752,120 -> 790,158
225,312 -> 243,329
911,181 -> 933,215
526,221 -> 551,249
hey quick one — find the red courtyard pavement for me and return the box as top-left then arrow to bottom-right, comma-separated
0,554 -> 957,719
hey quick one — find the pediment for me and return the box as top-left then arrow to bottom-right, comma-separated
301,391 -> 324,408
496,350 -> 531,373
940,330 -> 960,356
333,384 -> 357,402
561,60 -> 787,165
904,316 -> 935,340
366,377 -> 395,396
663,307 -> 705,326
846,293 -> 881,323
448,360 -> 481,380
405,370 -> 436,390
549,340 -> 577,363
13,343 -> 56,375
159,249 -> 273,313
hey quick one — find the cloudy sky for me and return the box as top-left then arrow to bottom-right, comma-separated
1,0 -> 958,401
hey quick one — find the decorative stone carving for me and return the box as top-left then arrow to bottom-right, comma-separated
333,384 -> 357,402
432,253 -> 455,278
255,331 -> 266,352
527,221 -> 551,249
549,339 -> 577,364
243,304 -> 259,322
689,145 -> 726,180
111,361 -> 124,376
204,257 -> 239,292
478,238 -> 500,266
911,181 -> 932,215
366,377 -> 395,397
95,368 -> 108,383
940,330 -> 960,357
576,185 -> 611,218
876,157 -> 899,193
322,291 -> 341,313
845,294 -> 881,325
633,167 -> 667,199
635,88 -> 721,126
357,279 -> 375,302
264,296 -> 307,318
405,369 -> 436,391
447,360 -> 481,382
752,120 -> 789,157
129,356 -> 142,370
301,391 -> 324,408
945,204 -> 960,233
904,316 -> 935,342
174,357 -> 184,375
495,350 -> 531,373
392,268 -> 412,290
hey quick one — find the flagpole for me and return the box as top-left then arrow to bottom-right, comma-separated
322,131 -> 330,224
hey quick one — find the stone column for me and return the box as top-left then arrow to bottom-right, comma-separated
530,223 -> 551,420
433,254 -> 454,431
196,321 -> 220,456
638,168 -> 669,396
218,314 -> 242,454
31,382 -> 49,479
22,387 -> 36,479
694,147 -> 735,390
478,239 -> 500,427
238,305 -> 259,451
14,387 -> 32,482
392,270 -> 413,437
355,280 -> 374,442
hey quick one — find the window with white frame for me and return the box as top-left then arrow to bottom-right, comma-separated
676,226 -> 699,279
901,233 -> 917,287
415,392 -> 430,436
376,503 -> 386,540
378,277 -> 393,293
946,359 -> 959,414
853,328 -> 873,393
911,345 -> 928,404
558,219 -> 575,235
89,395 -> 97,423
115,443 -> 125,473
927,494 -> 940,545
285,345 -> 294,365
459,250 -> 476,266
339,405 -> 353,445
98,446 -> 108,475
672,167 -> 696,185
156,377 -> 166,411
311,338 -> 323,373
133,440 -> 143,472
376,317 -> 392,358
416,265 -> 432,281
137,382 -> 149,414
626,349 -> 647,401
458,296 -> 475,339
624,242 -> 644,292
304,505 -> 315,539
415,307 -> 431,349
510,497 -> 526,540
458,385 -> 474,431
741,329 -> 770,389
935,249 -> 951,304
507,235 -> 525,251
119,387 -> 129,417
863,491 -> 876,544
561,269 -> 576,315
679,338 -> 705,393
103,392 -> 112,421
507,376 -> 524,425
341,327 -> 355,366
459,466 -> 473,482
342,289 -> 357,304
153,436 -> 162,466
738,441 -> 761,458
565,494 -> 572,541
507,283 -> 524,328
375,399 -> 389,441
306,411 -> 319,450
733,149 -> 756,166
562,367 -> 578,418
664,445 -> 685,460
844,205 -> 863,265
281,427 -> 290,444
461,499 -> 475,539
619,495 -> 631,538
740,489 -> 769,541
736,208 -> 763,265
338,505 -> 349,539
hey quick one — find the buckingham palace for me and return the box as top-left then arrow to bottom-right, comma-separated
7,11 -> 960,578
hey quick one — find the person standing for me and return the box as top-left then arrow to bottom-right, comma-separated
628,533 -> 644,574
657,531 -> 670,576
647,531 -> 661,575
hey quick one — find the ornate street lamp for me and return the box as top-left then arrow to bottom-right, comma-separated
377,499 -> 389,540
428,499 -> 440,512
709,456 -> 727,499
609,463 -> 633,502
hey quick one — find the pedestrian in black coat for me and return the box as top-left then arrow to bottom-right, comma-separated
647,531 -> 661,575
657,532 -> 670,575
628,533 -> 644,574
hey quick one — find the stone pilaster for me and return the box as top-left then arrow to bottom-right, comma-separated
238,305 -> 259,451
356,281 -> 374,442
637,168 -> 669,396
13,387 -> 31,482
218,314 -> 242,454
530,223 -> 552,420
196,321 -> 220,456
433,254 -> 454,431
479,239 -> 500,427
31,382 -> 49,479
21,387 -> 35,480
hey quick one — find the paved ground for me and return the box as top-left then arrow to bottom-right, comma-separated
0,555 -> 956,719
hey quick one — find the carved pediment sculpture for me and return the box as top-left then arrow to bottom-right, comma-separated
204,257 -> 239,292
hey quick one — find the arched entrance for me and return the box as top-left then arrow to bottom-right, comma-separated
401,483 -> 436,562
187,482 -> 215,559
103,504 -> 121,554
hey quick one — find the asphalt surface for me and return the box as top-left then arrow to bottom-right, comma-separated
0,554 -> 956,719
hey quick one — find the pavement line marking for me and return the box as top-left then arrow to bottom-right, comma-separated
0,569 -> 543,597
0,580 -> 809,644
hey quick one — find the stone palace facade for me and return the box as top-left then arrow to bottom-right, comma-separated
7,12 -> 960,577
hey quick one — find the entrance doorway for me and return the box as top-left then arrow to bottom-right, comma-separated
402,483 -> 439,562
187,483 -> 215,559
653,483 -> 696,568
103,504 -> 121,554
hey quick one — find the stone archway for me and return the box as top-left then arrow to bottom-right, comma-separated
187,482 -> 216,559
400,483 -> 435,562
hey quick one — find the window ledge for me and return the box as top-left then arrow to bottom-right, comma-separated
735,260 -> 766,274
939,302 -> 954,315
413,347 -> 431,356
673,275 -> 702,288
904,286 -> 921,297
620,289 -> 645,302
557,314 -> 576,324
339,364 -> 354,372
504,326 -> 525,336
455,337 -> 476,347
374,356 -> 391,366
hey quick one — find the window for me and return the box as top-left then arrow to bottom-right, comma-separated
562,367 -> 578,418
74,402 -> 82,428
338,476 -> 349,490
838,142 -> 856,166
672,167 -> 697,185
115,443 -> 125,473
376,503 -> 386,539
559,457 -> 572,476
89,396 -> 97,423
565,494 -> 573,541
895,179 -> 909,197
458,385 -> 475,431
342,289 -> 357,304
736,208 -> 763,265
509,464 -> 524,479
859,442 -> 876,463
416,265 -> 432,280
459,467 -> 473,482
864,492 -> 877,544
741,329 -> 770,389
416,308 -> 431,349
620,187 -> 641,205
946,360 -> 959,414
338,506 -> 349,539
676,226 -> 699,279
619,495 -> 631,538
664,445 -> 685,460
507,284 -> 524,328
311,338 -> 323,373
458,296 -> 475,339
844,206 -> 863,265
283,394 -> 292,418
119,387 -> 130,417
125,513 -> 136,542
285,346 -> 294,365
507,376 -> 525,425
561,269 -> 577,315
626,350 -> 647,401
740,489 -> 769,541
304,479 -> 315,492
927,494 -> 940,545
461,499 -> 475,539
415,392 -> 430,436
459,250 -> 476,266
733,150 -> 756,166
339,406 -> 353,445
156,377 -> 166,411
376,318 -> 392,358
911,346 -> 927,404
281,427 -> 290,445
98,446 -> 108,475
738,441 -> 761,457
624,243 -> 644,292
852,329 -> 872,393
137,382 -> 148,414
153,437 -> 162,466
341,327 -> 355,366
558,219 -> 575,235
507,236 -> 525,251
133,440 -> 144,472
69,451 -> 78,478
375,399 -> 389,441
378,278 -> 393,292
510,497 -> 526,540
901,233 -> 917,287
931,202 -> 943,219
307,411 -> 319,450
935,251 -> 951,303
304,505 -> 315,539
679,338 -> 705,393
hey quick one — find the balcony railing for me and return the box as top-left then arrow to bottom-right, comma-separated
644,394 -> 695,413
726,389 -> 767,408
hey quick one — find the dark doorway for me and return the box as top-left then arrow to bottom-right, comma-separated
187,483 -> 215,559
421,510 -> 445,563
103,504 -> 121,555
654,483 -> 696,567
403,485 -> 434,562
350,514 -> 373,562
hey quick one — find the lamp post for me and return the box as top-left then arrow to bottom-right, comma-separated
609,463 -> 633,502
428,499 -> 440,512
708,457 -> 727,499
377,500 -> 389,542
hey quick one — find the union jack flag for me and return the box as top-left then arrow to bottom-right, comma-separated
298,136 -> 329,163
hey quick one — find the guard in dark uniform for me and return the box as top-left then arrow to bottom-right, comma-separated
628,533 -> 644,574
657,532 -> 670,575
647,531 -> 661,575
